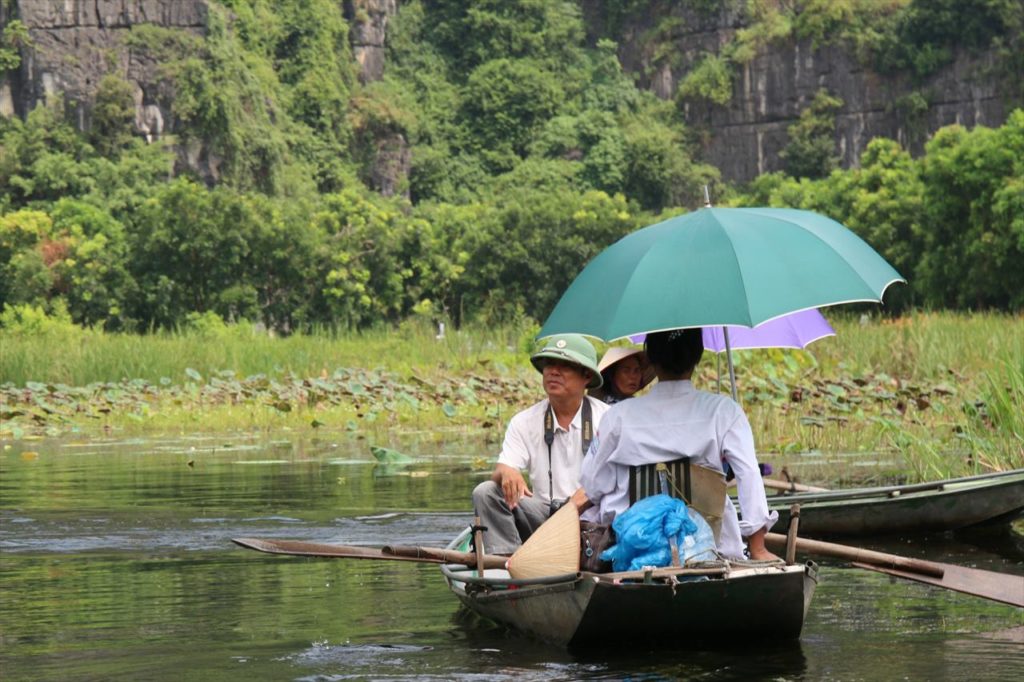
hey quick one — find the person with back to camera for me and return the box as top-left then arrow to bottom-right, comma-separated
472,334 -> 611,555
588,347 -> 655,404
571,327 -> 779,561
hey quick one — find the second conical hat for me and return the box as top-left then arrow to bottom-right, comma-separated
506,503 -> 581,579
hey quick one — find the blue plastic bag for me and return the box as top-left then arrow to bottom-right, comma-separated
599,494 -> 717,571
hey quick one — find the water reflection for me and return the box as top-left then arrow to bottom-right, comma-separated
1,435 -> 1022,681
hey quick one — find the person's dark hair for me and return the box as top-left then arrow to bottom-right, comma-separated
599,369 -> 619,396
645,328 -> 703,376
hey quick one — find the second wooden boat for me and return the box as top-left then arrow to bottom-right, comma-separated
761,468 -> 1024,537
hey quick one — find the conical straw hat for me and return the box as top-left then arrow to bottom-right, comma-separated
595,347 -> 656,392
507,503 -> 581,579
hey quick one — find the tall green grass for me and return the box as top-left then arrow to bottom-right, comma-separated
819,311 -> 1023,380
6,311 -> 1020,387
1,319 -> 535,386
960,354 -> 1024,472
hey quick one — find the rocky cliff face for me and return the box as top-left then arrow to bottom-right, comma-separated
343,0 -> 407,196
2,1 -> 1013,186
1,0 -> 400,187
597,2 -> 1010,182
2,0 -> 207,135
344,0 -> 397,84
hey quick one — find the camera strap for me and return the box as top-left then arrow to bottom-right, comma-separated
544,397 -> 593,506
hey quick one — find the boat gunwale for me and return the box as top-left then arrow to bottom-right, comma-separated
440,562 -> 581,587
443,560 -> 809,595
465,579 -> 583,604
759,468 -> 1024,505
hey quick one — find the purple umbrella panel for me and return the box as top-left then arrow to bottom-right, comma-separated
629,308 -> 835,401
629,308 -> 835,352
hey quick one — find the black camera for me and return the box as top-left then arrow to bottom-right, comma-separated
549,497 -> 570,515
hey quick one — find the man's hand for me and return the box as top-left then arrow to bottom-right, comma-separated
569,486 -> 592,513
494,464 -> 532,509
746,527 -> 780,561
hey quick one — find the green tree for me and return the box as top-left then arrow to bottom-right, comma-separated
90,74 -> 137,158
421,0 -> 585,74
621,113 -> 719,210
49,199 -> 137,329
130,179 -> 270,327
0,210 -> 54,309
782,89 -> 844,180
0,19 -> 31,71
0,101 -> 98,208
678,53 -> 733,106
460,58 -> 565,166
917,110 -> 1024,308
452,188 -> 636,323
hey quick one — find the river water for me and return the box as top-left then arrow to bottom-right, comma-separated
1,434 -> 1021,681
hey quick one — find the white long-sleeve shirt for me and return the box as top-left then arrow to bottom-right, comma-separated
498,397 -> 610,505
580,379 -> 777,559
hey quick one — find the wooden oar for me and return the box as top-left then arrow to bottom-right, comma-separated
236,504 -> 584,579
762,478 -> 829,493
765,532 -> 1024,608
233,537 -> 508,569
728,476 -> 830,493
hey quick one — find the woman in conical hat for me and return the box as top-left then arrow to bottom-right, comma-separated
589,347 -> 655,404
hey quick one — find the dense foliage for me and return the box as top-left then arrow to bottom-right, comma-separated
0,0 -> 1021,335
737,109 -> 1024,310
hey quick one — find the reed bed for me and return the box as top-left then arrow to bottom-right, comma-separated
1,319 -> 530,386
2,311 -> 1021,481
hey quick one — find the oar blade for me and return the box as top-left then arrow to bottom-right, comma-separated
766,532 -> 1023,608
232,537 -> 440,563
852,562 -> 1024,608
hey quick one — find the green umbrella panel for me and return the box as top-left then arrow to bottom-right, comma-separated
539,207 -> 905,342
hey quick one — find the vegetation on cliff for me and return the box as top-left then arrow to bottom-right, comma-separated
617,0 -> 1023,107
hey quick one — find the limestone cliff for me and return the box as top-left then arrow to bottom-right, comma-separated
343,0 -> 397,84
2,0 -> 206,135
597,2 -> 1011,181
2,0 -> 1015,186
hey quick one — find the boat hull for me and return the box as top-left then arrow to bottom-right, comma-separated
764,469 -> 1024,537
447,562 -> 817,648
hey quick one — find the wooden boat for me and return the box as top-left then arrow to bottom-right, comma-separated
440,527 -> 819,648
761,468 -> 1024,537
234,511 -> 1019,648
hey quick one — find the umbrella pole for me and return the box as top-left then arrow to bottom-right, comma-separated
716,353 -> 722,394
723,326 -> 738,402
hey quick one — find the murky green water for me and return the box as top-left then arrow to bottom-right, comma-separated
2,434 -> 1022,681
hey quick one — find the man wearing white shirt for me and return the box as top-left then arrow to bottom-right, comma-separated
472,334 -> 610,555
575,328 -> 778,561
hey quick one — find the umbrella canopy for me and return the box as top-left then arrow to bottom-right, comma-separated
539,207 -> 904,341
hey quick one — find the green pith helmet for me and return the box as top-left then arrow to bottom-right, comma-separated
530,334 -> 603,389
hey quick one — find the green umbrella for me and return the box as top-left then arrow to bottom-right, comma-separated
539,207 -> 904,342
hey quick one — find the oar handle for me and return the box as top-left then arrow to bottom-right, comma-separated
762,478 -> 830,493
233,537 -> 510,569
765,533 -> 944,578
728,477 -> 829,493
383,544 -> 508,569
